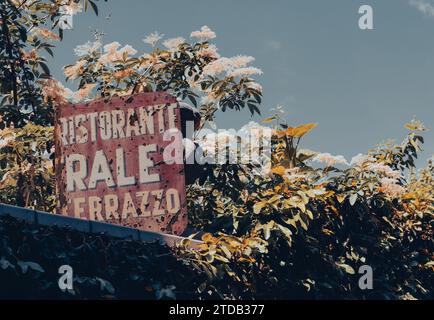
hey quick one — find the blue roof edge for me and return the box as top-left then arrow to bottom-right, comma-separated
0,203 -> 202,248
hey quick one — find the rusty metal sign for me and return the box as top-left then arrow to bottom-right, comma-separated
54,92 -> 187,235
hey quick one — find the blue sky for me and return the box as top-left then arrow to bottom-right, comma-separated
49,0 -> 434,165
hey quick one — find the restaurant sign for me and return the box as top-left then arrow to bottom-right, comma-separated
55,92 -> 187,235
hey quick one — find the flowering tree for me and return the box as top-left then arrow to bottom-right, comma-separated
0,9 -> 265,209
0,0 -> 99,126
58,26 -> 263,129
0,0 -> 101,208
180,115 -> 433,299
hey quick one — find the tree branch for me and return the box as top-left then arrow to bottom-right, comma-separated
1,6 -> 19,106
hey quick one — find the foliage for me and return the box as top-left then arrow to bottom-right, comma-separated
0,215 -> 203,299
0,123 -> 54,210
180,118 -> 433,299
0,0 -> 101,127
0,18 -> 263,207
61,27 -> 263,128
0,0 -> 101,207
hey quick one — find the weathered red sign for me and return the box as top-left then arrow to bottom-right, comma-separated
55,92 -> 187,235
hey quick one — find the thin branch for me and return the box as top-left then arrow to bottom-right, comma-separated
0,7 -> 19,106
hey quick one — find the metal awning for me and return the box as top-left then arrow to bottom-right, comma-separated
0,203 -> 201,248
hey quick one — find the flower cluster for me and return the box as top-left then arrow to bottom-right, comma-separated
312,152 -> 348,166
62,25 -> 263,126
40,79 -> 95,104
190,25 -> 216,41
202,56 -> 262,78
32,28 -> 60,41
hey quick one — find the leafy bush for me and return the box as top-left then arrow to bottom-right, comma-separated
179,118 -> 434,299
0,215 -> 204,299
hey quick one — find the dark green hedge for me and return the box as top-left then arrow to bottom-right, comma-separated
0,215 -> 202,299
1,212 -> 432,300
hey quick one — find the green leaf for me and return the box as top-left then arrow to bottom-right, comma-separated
88,0 -> 99,15
247,103 -> 260,116
19,26 -> 27,42
188,94 -> 197,107
96,277 -> 115,294
262,116 -> 275,123
44,46 -> 54,57
336,263 -> 355,275
253,201 -> 267,214
39,62 -> 50,76
0,257 -> 15,270
17,261 -> 45,274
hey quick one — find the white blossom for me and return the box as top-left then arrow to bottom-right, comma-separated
99,42 -> 137,64
162,37 -> 185,51
380,177 -> 406,198
230,55 -> 255,68
143,31 -> 164,47
190,25 -> 216,41
202,57 -> 233,76
64,60 -> 86,79
197,44 -> 220,59
228,67 -> 263,78
312,153 -> 349,166
350,153 -> 375,167
74,41 -> 101,56
247,82 -> 263,92
367,163 -> 401,179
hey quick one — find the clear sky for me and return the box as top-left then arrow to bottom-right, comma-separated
49,0 -> 434,165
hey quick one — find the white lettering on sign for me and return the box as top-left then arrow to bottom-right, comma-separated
59,104 -> 177,146
65,146 -> 160,191
61,104 -> 179,192
56,95 -> 187,234
70,189 -> 181,220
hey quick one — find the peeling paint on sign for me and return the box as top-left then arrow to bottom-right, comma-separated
55,92 -> 187,235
